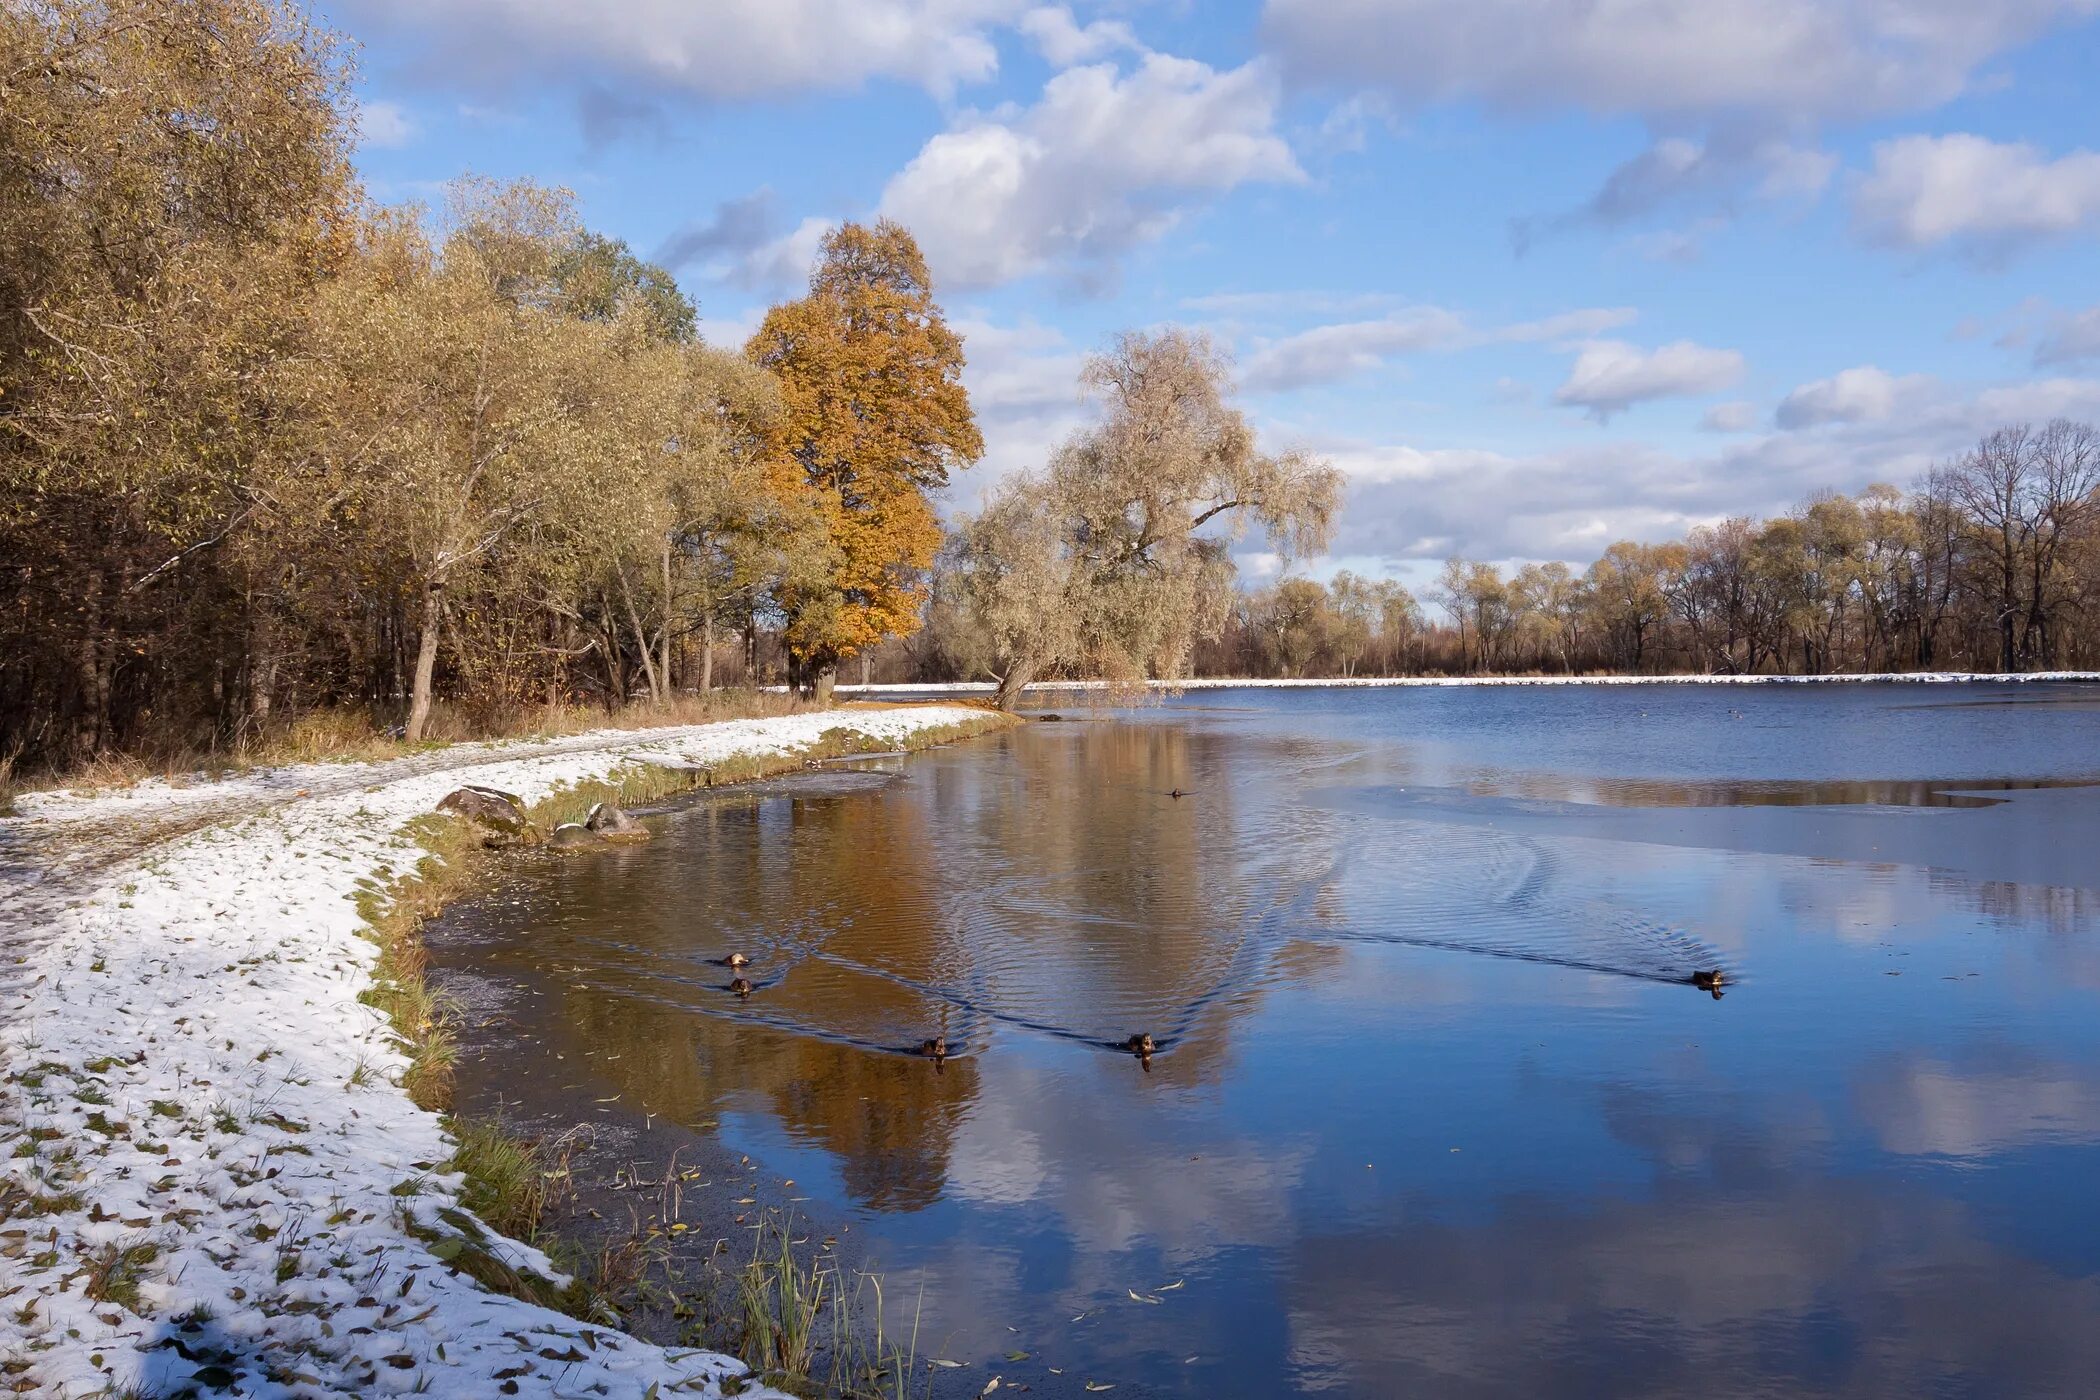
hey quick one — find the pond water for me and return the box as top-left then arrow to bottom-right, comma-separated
432,683 -> 2100,1397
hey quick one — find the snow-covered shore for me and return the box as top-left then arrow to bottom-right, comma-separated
0,707 -> 997,1398
828,671 -> 2100,694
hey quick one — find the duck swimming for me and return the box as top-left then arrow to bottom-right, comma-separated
1690,969 -> 1726,997
721,953 -> 750,968
1125,1033 -> 1157,1056
729,977 -> 753,998
918,1036 -> 948,1060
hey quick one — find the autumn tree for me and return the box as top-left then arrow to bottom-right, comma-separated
0,0 -> 357,760
747,221 -> 981,696
949,329 -> 1341,708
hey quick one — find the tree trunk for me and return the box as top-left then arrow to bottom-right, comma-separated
700,612 -> 714,691
616,565 -> 663,703
660,544 -> 675,693
993,663 -> 1034,711
814,665 -> 836,705
246,601 -> 277,730
404,582 -> 443,743
74,565 -> 106,757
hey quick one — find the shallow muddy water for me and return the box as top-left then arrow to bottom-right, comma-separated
431,683 -> 2100,1397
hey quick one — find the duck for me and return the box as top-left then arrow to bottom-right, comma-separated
1690,969 -> 1726,996
729,977 -> 753,998
1125,1033 -> 1157,1057
918,1036 -> 948,1060
722,952 -> 750,969
1169,790 -> 1186,800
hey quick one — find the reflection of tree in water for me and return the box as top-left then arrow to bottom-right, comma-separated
560,984 -> 980,1214
1959,876 -> 2100,939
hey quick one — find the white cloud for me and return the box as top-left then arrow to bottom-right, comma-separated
1237,305 -> 1636,393
1018,5 -> 1138,65
1774,365 -> 1930,428
877,53 -> 1303,287
1259,0 -> 2098,124
1240,309 -> 1467,391
1852,134 -> 2100,254
1298,371 -> 2100,567
951,318 -> 1094,500
1702,401 -> 1760,433
336,0 -> 1015,101
1553,340 -> 1746,421
356,98 -> 415,148
741,216 -> 834,289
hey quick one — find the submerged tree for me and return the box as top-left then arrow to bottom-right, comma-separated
948,329 -> 1341,708
746,221 -> 981,695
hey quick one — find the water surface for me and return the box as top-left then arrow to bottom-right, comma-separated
433,683 -> 2100,1397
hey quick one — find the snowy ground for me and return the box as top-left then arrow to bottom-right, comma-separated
830,672 -> 2100,694
0,707 -> 994,1398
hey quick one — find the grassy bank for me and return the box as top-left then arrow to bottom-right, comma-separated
351,708 -> 1018,1378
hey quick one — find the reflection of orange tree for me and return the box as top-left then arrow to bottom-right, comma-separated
559,981 -> 980,1214
523,722 -> 1363,1203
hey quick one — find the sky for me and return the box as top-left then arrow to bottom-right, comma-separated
330,0 -> 2100,589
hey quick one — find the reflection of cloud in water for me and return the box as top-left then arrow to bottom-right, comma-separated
946,1052 -> 1313,1259
1856,1049 -> 2100,1158
1282,1179 -> 2100,1397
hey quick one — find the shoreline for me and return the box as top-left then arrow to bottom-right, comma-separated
825,671 -> 2100,694
0,705 -> 1012,1398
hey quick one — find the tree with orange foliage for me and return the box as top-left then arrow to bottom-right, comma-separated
746,221 -> 981,694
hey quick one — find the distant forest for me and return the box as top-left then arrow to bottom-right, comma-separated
896,429 -> 2100,687
5,5 -> 2096,781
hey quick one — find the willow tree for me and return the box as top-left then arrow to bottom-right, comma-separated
746,220 -> 980,695
949,329 -> 1342,709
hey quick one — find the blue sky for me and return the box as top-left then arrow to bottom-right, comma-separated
332,0 -> 2100,588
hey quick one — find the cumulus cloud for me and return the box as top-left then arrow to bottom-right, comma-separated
1018,4 -> 1139,65
875,53 -> 1303,288
1553,340 -> 1746,421
355,98 -> 415,148
1238,305 -> 1636,393
1774,365 -> 1930,428
1852,134 -> 2100,256
1259,0 -> 2096,124
335,0 -> 1013,101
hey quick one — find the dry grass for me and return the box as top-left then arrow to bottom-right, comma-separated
353,813 -> 486,1111
10,690 -> 819,798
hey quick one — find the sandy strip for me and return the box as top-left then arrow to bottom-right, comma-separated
0,707 -> 993,1398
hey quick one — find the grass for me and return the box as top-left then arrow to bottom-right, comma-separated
729,1215 -> 935,1400
449,1115 -> 569,1242
8,689 -> 818,798
80,1239 -> 160,1313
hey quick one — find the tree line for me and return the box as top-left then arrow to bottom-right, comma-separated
7,6 -> 2095,775
1,1 -> 983,767
1161,431 -> 2099,682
